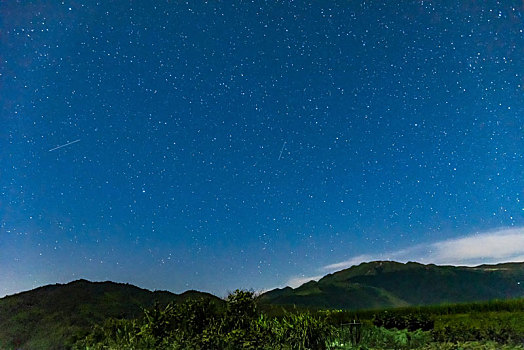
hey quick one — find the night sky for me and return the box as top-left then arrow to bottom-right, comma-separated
1,1 -> 523,297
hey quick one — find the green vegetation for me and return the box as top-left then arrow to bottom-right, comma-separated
1,262 -> 523,349
75,290 -> 333,350
260,261 -> 524,310
73,292 -> 524,350
0,280 -> 220,349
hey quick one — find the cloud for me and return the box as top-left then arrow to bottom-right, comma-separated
325,227 -> 524,271
284,227 -> 524,288
322,254 -> 375,271
429,228 -> 524,264
286,275 -> 325,288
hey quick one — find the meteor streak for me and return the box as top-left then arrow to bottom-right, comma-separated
278,141 -> 287,160
48,139 -> 81,152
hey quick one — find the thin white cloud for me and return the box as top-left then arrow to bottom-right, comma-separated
322,254 -> 375,271
429,228 -> 524,264
286,275 -> 324,288
284,227 -> 524,288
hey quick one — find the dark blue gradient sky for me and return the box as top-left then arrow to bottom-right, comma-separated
1,1 -> 523,297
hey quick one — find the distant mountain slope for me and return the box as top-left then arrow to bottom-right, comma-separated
0,280 -> 220,350
2,262 -> 524,349
260,261 -> 524,310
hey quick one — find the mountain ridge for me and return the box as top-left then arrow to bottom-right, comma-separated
259,260 -> 524,309
0,279 -> 221,349
1,261 -> 524,348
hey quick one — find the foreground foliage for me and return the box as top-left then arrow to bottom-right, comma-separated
330,325 -> 433,349
75,290 -> 334,349
76,292 -> 524,350
0,280 -> 215,349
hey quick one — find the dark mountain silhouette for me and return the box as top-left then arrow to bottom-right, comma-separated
0,279 -> 220,349
259,261 -> 524,310
1,261 -> 524,348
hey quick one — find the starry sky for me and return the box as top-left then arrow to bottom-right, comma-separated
1,1 -> 523,297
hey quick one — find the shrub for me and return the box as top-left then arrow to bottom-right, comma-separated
373,311 -> 434,331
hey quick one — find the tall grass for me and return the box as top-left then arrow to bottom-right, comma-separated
76,295 -> 524,350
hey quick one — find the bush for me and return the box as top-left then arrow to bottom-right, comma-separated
432,312 -> 524,344
75,290 -> 336,349
330,325 -> 433,349
373,311 -> 434,331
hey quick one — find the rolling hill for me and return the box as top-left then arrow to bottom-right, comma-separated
0,279 -> 220,350
259,261 -> 524,310
2,261 -> 524,348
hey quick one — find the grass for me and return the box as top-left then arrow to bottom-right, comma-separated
328,324 -> 524,350
73,294 -> 524,350
324,309 -> 524,350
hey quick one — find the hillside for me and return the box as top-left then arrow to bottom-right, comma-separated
259,261 -> 524,310
0,279 -> 221,350
2,261 -> 524,349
